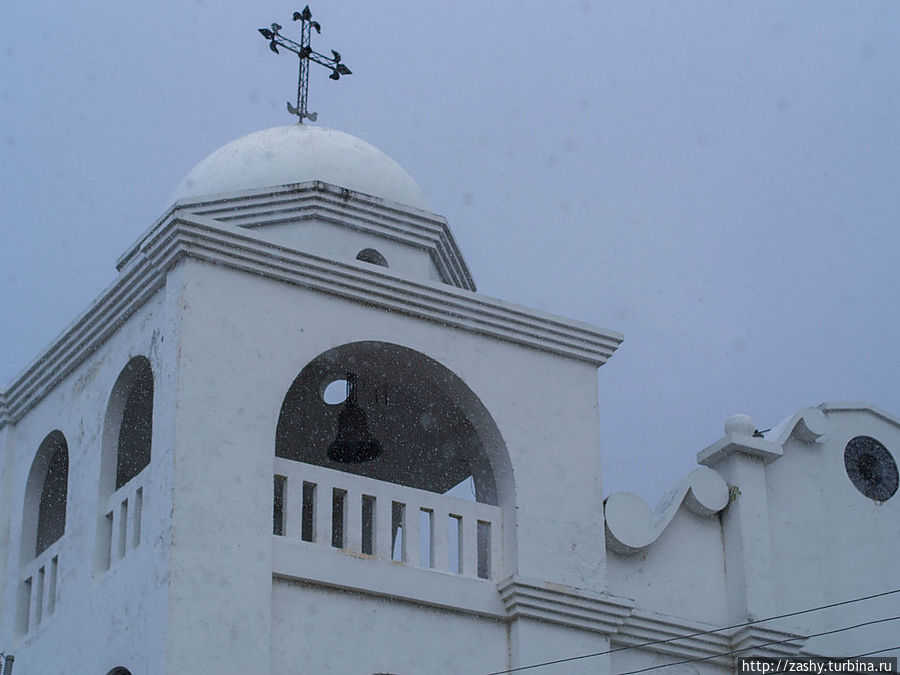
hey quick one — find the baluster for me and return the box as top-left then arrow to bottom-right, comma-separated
34,566 -> 45,625
404,501 -> 420,565
431,507 -> 449,572
108,505 -> 121,565
476,520 -> 492,579
487,520 -> 503,579
47,556 -> 58,614
132,487 -> 143,547
490,517 -> 501,578
118,498 -> 129,559
314,481 -> 331,546
283,476 -> 302,540
375,496 -> 392,560
29,570 -> 42,630
19,577 -> 32,635
345,490 -> 362,552
461,515 -> 477,576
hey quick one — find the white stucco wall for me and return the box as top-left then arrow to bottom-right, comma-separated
607,507 -> 728,625
254,219 -> 444,284
0,283 -> 181,675
271,581 -> 508,674
4,177 -> 896,673
765,407 -> 900,657
159,255 -> 610,673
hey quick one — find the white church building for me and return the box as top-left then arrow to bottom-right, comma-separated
0,122 -> 898,674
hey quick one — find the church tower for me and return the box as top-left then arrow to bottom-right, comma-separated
0,114 -> 625,673
4,10 -> 898,674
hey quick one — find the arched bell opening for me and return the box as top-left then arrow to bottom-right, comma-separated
99,356 -> 154,498
275,342 -> 509,507
21,431 -> 69,565
95,356 -> 153,573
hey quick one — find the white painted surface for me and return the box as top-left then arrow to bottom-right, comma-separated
2,124 -> 898,673
0,290 -> 178,675
170,125 -> 431,211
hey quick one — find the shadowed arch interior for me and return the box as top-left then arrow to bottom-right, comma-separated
22,430 -> 69,561
356,247 -> 389,267
275,342 -> 510,506
101,356 -> 154,496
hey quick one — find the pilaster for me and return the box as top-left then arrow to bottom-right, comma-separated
698,415 -> 781,622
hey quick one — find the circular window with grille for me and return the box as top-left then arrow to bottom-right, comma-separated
843,436 -> 898,502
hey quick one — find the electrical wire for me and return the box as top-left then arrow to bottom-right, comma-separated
612,615 -> 900,675
763,646 -> 900,675
485,587 -> 900,675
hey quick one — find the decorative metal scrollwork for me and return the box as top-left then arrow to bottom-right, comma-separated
844,435 -> 898,502
259,6 -> 352,123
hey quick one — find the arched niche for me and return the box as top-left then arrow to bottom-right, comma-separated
21,431 -> 69,563
100,356 -> 154,496
106,668 -> 133,675
356,247 -> 389,267
275,341 -> 512,506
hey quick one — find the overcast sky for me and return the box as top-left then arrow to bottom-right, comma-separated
2,1 -> 898,503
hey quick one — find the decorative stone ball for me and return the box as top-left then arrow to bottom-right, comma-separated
724,413 -> 755,436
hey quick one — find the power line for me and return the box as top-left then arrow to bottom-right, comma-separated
764,646 -> 900,675
485,587 -> 900,674
613,615 -> 900,675
849,646 -> 900,660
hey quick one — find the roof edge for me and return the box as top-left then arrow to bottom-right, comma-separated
1,213 -> 622,428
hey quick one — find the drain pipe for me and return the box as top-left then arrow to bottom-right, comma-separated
2,654 -> 13,675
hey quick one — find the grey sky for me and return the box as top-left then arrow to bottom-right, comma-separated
2,1 -> 898,503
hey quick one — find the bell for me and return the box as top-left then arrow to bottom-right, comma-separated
327,373 -> 383,463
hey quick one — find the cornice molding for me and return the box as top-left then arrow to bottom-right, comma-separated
728,624 -> 807,660
139,215 -> 623,362
496,576 -> 807,666
498,576 -> 634,634
820,402 -> 900,431
614,611 -> 805,666
1,211 -> 622,428
124,182 -> 476,291
1,250 -> 166,429
614,608 -> 733,666
697,433 -> 783,468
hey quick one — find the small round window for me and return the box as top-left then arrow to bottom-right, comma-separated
844,436 -> 898,502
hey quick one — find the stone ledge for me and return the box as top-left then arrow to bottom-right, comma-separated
697,434 -> 783,467
728,624 -> 807,660
498,576 -> 634,633
273,537 -> 506,618
1,212 -> 622,427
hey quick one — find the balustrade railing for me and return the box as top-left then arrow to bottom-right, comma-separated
98,477 -> 145,573
19,538 -> 61,636
273,457 -> 501,580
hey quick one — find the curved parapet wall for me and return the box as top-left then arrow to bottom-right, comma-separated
764,406 -> 829,445
604,466 -> 729,555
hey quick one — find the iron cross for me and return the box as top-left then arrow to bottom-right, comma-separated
258,6 -> 352,123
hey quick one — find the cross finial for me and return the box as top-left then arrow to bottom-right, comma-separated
258,6 -> 352,124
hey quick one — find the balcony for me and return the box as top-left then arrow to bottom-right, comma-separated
272,458 -> 505,614
18,538 -> 61,636
97,475 -> 145,574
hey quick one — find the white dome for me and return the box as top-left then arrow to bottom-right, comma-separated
171,125 -> 430,211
